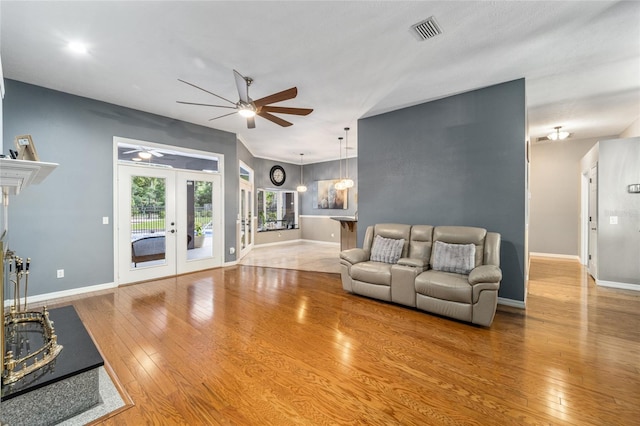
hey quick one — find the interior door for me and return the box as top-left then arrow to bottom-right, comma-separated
588,165 -> 598,279
176,171 -> 222,274
118,165 -> 177,284
239,179 -> 253,259
118,166 -> 222,284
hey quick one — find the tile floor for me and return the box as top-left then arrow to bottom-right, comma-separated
238,241 -> 341,274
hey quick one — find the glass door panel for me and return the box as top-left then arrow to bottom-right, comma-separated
239,180 -> 253,259
176,171 -> 221,274
118,165 -> 176,284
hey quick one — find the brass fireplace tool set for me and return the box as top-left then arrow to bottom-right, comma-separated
2,251 -> 63,385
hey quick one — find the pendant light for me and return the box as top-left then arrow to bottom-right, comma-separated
335,137 -> 346,190
548,126 -> 570,141
341,127 -> 354,189
296,153 -> 307,192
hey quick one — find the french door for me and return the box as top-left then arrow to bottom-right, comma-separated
239,179 -> 253,259
117,165 -> 222,284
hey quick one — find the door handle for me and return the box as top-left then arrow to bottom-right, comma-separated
170,229 -> 176,234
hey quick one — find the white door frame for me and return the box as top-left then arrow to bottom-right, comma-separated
176,171 -> 222,274
113,137 -> 225,285
238,161 -> 254,260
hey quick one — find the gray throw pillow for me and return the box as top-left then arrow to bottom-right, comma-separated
370,235 -> 405,264
431,241 -> 476,274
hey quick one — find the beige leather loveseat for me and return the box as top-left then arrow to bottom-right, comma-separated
339,224 -> 502,326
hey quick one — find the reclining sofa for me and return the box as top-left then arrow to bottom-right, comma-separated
339,224 -> 502,326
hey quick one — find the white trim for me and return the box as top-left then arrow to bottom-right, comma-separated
4,282 -> 117,308
530,252 -> 580,261
497,297 -> 526,309
596,280 -> 640,291
254,239 -> 340,248
300,214 -> 355,219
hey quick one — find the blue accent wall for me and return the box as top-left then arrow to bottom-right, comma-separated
357,79 -> 527,302
3,80 -> 238,296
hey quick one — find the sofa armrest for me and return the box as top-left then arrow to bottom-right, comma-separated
469,265 -> 502,285
397,257 -> 428,269
340,248 -> 369,265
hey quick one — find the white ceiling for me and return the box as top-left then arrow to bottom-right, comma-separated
2,1 -> 639,164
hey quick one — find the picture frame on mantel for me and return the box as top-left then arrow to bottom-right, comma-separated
15,134 -> 40,161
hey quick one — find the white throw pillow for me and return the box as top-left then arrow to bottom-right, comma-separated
370,235 -> 405,264
431,241 -> 476,274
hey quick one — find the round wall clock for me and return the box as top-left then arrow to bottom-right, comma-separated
269,165 -> 286,186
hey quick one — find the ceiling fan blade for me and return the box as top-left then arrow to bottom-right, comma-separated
123,149 -> 141,154
247,116 -> 256,129
253,87 -> 298,108
208,111 -> 238,122
150,150 -> 164,157
258,111 -> 293,127
233,69 -> 249,104
177,79 -> 236,105
177,101 -> 236,109
259,106 -> 313,116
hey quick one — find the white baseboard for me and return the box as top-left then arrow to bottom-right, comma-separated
497,297 -> 526,309
254,239 -> 340,248
4,281 -> 117,308
596,280 -> 640,291
530,252 -> 580,261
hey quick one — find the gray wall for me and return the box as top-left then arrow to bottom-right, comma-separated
3,80 -> 238,297
300,158 -> 357,217
358,79 -> 527,302
597,137 -> 640,285
529,137 -> 603,256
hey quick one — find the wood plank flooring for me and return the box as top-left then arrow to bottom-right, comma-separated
35,255 -> 639,425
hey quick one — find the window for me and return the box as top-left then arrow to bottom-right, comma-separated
257,189 -> 298,231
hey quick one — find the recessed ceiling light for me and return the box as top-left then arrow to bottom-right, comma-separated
67,41 -> 88,54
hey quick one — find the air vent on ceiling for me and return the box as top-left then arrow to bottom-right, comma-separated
410,17 -> 442,41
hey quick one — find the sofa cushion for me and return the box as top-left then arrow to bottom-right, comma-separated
370,235 -> 405,264
351,262 -> 393,286
432,226 -> 486,267
415,270 -> 472,304
431,241 -> 475,274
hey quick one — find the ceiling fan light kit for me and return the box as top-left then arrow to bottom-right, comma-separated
177,69 -> 313,129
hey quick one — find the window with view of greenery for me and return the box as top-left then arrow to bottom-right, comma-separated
257,189 -> 298,231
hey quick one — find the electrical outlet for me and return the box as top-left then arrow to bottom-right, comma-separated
229,247 -> 235,254
57,269 -> 64,278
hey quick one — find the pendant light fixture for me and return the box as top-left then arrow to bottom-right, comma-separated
335,137 -> 346,190
548,126 -> 570,141
341,127 -> 354,189
296,153 -> 307,192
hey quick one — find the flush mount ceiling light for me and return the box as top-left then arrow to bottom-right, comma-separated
297,153 -> 307,193
138,151 -> 152,159
548,126 -> 571,141
67,41 -> 88,54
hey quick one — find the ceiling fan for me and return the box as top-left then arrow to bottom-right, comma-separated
177,69 -> 313,128
123,146 -> 164,158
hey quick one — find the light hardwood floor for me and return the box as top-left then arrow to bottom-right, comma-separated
34,250 -> 640,425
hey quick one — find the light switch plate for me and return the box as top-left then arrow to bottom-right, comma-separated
102,216 -> 109,225
609,216 -> 618,225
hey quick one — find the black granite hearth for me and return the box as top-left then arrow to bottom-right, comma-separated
2,305 -> 104,425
